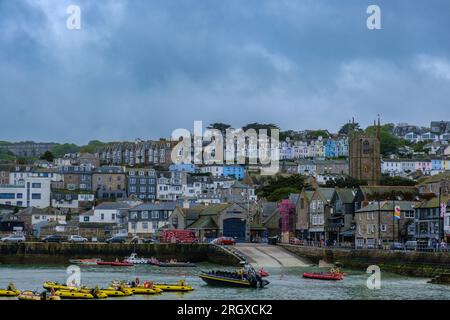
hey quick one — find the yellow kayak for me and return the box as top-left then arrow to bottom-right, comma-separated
18,291 -> 61,301
43,282 -> 77,291
153,280 -> 194,292
0,289 -> 21,297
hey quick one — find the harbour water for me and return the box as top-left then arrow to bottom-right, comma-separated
0,263 -> 449,300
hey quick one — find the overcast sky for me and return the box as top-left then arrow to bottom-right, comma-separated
1,0 -> 449,145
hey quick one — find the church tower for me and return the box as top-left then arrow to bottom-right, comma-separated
348,117 -> 381,185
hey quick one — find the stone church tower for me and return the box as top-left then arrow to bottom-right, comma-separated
348,118 -> 381,185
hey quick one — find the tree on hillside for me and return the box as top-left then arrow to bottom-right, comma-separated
307,130 -> 330,139
80,140 -> 106,153
242,123 -> 279,132
257,174 -> 306,198
207,123 -> 232,135
338,122 -> 361,135
324,176 -> 367,188
50,143 -> 81,158
365,125 -> 405,156
40,151 -> 54,162
379,175 -> 416,186
266,187 -> 301,202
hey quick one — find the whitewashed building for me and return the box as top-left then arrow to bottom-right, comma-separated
0,177 -> 51,208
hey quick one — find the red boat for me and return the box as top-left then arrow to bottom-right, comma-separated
97,261 -> 134,267
302,272 -> 344,281
258,268 -> 269,277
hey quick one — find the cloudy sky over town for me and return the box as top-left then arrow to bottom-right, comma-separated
1,0 -> 449,144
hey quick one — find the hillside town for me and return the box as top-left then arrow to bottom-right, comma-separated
0,120 -> 449,249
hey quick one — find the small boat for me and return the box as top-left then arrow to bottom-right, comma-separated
43,281 -> 77,291
99,287 -> 133,297
110,280 -> 162,294
55,289 -> 107,299
69,258 -> 102,265
149,257 -> 196,267
258,268 -> 269,277
153,280 -> 194,292
302,272 -> 344,281
18,291 -> 61,301
0,283 -> 21,297
97,261 -> 134,267
123,253 -> 149,264
199,271 -> 269,288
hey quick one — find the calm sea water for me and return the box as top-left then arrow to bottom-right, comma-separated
0,263 -> 449,300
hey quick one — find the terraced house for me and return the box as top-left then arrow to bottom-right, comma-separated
355,201 -> 417,248
127,202 -> 177,236
308,187 -> 335,242
126,168 -> 157,200
92,166 -> 126,199
97,139 -> 176,168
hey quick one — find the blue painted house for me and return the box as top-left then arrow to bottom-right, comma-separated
169,164 -> 196,173
324,140 -> 336,158
223,165 -> 245,180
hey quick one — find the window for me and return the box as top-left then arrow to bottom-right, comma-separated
404,211 -> 414,218
16,193 -> 23,199
31,193 -> 41,200
112,214 -> 115,220
0,193 -> 15,199
17,201 -> 23,206
151,211 -> 159,219
142,222 -> 148,230
363,140 -> 370,154
100,213 -> 104,220
140,179 -> 146,184
380,224 -> 387,232
84,216 -> 90,222
131,222 -> 137,230
32,183 -> 41,188
142,211 -> 148,219
152,221 -> 158,230
130,212 -> 138,219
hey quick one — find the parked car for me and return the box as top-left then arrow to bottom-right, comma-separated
143,237 -> 158,244
289,237 -> 302,245
1,234 -> 26,243
210,237 -> 236,245
42,235 -> 66,243
405,241 -> 418,250
105,235 -> 127,244
390,242 -> 404,250
68,235 -> 88,243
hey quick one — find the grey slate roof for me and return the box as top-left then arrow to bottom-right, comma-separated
130,202 -> 178,211
95,202 -> 131,210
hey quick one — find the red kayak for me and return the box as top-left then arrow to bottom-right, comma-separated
258,268 -> 269,277
302,272 -> 344,281
97,261 -> 134,267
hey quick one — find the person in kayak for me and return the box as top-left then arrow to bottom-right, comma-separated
329,264 -> 342,275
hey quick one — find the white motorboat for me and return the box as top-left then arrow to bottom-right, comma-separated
123,253 -> 149,264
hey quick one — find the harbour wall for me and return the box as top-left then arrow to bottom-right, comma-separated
279,244 -> 450,277
0,242 -> 242,266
